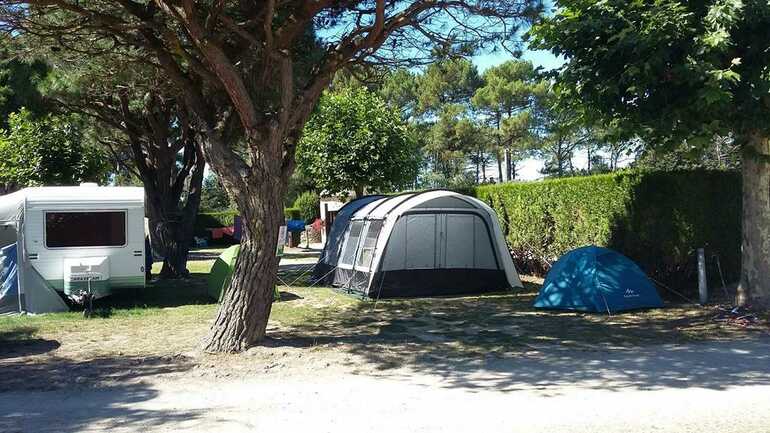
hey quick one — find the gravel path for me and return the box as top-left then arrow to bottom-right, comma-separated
2,337 -> 769,433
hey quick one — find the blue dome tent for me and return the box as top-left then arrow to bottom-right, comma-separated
534,246 -> 663,314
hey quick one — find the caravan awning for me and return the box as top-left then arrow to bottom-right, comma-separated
0,190 -> 24,224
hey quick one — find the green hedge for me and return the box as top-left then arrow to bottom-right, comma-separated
474,170 -> 741,295
284,207 -> 301,220
293,191 -> 320,223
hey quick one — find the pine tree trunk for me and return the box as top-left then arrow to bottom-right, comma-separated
201,177 -> 285,353
496,150 -> 503,183
736,132 -> 770,307
505,149 -> 512,182
143,145 -> 205,279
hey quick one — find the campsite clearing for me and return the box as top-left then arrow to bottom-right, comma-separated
1,250 -> 769,432
1,249 -> 767,392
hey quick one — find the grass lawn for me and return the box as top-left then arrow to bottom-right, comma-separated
1,250 -> 768,389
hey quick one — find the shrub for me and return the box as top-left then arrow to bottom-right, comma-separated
293,191 -> 320,223
284,207 -> 301,220
474,170 -> 741,296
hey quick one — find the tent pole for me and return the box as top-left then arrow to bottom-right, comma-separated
15,219 -> 25,313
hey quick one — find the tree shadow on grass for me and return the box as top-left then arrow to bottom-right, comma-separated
269,285 -> 770,395
0,327 -> 60,359
0,354 -> 199,433
80,273 -> 215,314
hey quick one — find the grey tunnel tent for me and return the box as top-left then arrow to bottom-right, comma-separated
313,195 -> 385,282
313,191 -> 522,298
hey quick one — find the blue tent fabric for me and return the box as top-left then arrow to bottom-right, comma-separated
287,219 -> 306,232
0,243 -> 20,314
534,246 -> 663,314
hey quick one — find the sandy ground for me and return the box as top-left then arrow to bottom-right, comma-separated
2,337 -> 769,433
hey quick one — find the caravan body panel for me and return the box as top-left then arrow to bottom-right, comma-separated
20,186 -> 146,298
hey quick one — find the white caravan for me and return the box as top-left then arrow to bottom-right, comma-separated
0,185 -> 146,313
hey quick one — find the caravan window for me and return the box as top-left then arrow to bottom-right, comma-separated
46,211 -> 126,248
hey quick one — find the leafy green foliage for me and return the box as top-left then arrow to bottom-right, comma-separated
635,135 -> 739,171
200,175 -> 233,211
293,191 -> 320,223
0,109 -> 109,190
0,45 -> 49,127
298,88 -> 420,196
472,60 -> 548,180
416,58 -> 482,114
284,170 -> 317,207
529,0 -> 770,146
475,170 -> 741,294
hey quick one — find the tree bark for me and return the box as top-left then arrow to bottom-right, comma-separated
496,149 -> 503,182
736,131 -> 770,307
145,151 -> 205,278
475,150 -> 480,183
202,178 -> 285,353
505,149 -> 512,182
118,94 -> 206,280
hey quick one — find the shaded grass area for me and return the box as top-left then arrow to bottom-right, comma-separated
0,260 -> 217,363
269,280 -> 768,355
1,252 -> 767,392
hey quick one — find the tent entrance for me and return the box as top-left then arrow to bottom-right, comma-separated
381,211 -> 500,273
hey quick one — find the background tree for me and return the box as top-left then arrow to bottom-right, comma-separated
635,135 -> 740,171
201,174 -> 233,211
531,93 -> 594,177
0,38 -> 48,126
292,191 -> 321,224
416,59 -> 484,186
0,109 -> 109,192
416,58 -> 482,114
298,88 -> 420,197
531,0 -> 770,306
4,0 -> 543,352
473,60 -> 546,181
45,60 -> 206,279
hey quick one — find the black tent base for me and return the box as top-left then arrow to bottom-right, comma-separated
340,268 -> 511,299
311,261 -> 336,285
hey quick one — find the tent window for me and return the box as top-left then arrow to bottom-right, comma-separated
46,211 -> 126,248
340,221 -> 364,265
356,220 -> 383,268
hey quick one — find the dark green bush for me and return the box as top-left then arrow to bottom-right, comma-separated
293,191 -> 320,223
474,170 -> 741,296
284,207 -> 301,220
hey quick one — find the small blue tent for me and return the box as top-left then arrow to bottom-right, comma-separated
534,246 -> 663,314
